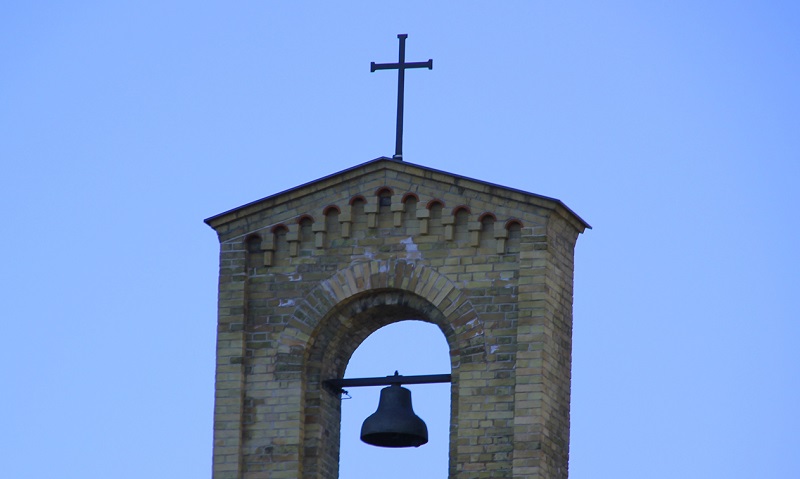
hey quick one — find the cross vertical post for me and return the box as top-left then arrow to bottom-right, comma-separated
371,34 -> 433,161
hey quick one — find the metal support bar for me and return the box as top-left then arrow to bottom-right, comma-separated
323,372 -> 451,393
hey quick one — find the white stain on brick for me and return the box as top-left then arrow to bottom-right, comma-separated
400,237 -> 421,259
289,274 -> 302,282
279,299 -> 295,307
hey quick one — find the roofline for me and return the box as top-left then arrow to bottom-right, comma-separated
204,157 -> 591,229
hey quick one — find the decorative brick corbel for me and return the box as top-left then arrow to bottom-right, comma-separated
312,221 -> 326,249
365,203 -> 379,229
494,223 -> 509,254
391,194 -> 405,227
468,221 -> 482,247
339,211 -> 352,238
442,215 -> 456,241
417,207 -> 431,235
286,226 -> 300,257
261,234 -> 275,266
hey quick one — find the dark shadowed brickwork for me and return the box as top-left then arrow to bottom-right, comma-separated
205,158 -> 588,479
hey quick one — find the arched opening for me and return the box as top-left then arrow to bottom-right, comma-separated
271,224 -> 289,265
324,205 -> 341,247
245,234 -> 262,269
453,206 -> 470,243
299,262 -> 486,479
350,196 -> 367,238
478,213 -> 496,249
339,320 -> 450,479
428,200 -> 444,237
505,220 -> 522,254
298,216 -> 314,255
402,194 -> 419,231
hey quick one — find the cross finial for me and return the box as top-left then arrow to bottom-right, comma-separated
371,34 -> 433,161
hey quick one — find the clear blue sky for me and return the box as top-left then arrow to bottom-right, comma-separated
2,2 -> 798,478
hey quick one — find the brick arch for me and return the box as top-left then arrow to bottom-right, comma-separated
291,259 -> 485,357
426,198 -> 445,209
291,259 -> 485,478
401,192 -> 419,202
323,204 -> 341,215
451,205 -> 471,215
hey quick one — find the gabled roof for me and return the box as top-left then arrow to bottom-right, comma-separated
204,157 -> 590,230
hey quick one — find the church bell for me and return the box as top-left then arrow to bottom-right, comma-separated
360,384 -> 429,448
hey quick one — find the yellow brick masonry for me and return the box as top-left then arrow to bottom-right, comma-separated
206,159 -> 587,479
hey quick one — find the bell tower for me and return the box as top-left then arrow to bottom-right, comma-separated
205,158 -> 589,478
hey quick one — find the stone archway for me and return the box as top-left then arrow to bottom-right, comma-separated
290,259 -> 483,479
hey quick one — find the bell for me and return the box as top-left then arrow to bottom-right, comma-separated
360,384 -> 429,447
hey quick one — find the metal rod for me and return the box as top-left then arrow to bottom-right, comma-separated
323,373 -> 451,392
395,34 -> 406,159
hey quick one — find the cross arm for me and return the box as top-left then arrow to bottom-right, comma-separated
370,59 -> 433,72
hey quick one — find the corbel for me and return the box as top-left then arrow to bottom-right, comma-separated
494,223 -> 509,254
286,226 -> 300,257
339,211 -> 352,238
313,221 -> 326,249
391,195 -> 405,227
416,207 -> 431,235
365,203 -> 379,229
261,234 -> 276,266
468,221 -> 482,247
442,215 -> 456,241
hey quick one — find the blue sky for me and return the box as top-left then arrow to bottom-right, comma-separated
2,2 -> 798,478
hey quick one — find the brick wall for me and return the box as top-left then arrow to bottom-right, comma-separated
206,160 -> 587,478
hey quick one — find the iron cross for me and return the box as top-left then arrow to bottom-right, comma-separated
371,34 -> 433,161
